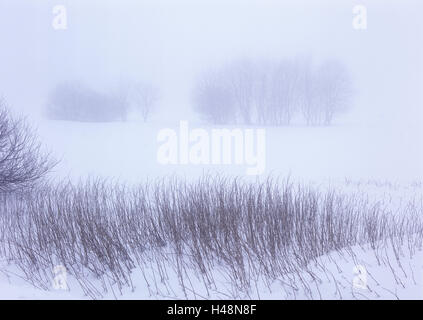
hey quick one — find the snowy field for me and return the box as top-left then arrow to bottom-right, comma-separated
34,119 -> 423,184
0,0 -> 422,301
0,119 -> 421,300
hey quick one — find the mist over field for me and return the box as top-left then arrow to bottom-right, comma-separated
0,0 -> 422,300
0,0 -> 421,121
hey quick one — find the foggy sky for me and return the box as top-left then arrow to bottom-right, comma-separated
0,0 -> 421,127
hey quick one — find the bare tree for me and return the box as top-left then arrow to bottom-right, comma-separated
193,71 -> 235,124
226,60 -> 255,125
194,57 -> 353,126
267,60 -> 301,125
0,99 -> 57,193
314,60 -> 353,125
252,62 -> 272,125
297,58 -> 321,125
131,82 -> 160,122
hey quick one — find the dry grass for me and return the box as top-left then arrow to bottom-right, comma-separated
0,176 -> 421,298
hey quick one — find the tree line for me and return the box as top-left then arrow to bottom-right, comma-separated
46,81 -> 159,122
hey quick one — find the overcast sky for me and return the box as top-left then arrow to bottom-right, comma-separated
0,0 -> 421,126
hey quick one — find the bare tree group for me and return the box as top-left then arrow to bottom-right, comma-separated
193,58 -> 353,126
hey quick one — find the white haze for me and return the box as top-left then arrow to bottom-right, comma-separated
0,0 -> 421,181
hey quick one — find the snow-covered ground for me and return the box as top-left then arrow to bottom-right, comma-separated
1,243 -> 423,300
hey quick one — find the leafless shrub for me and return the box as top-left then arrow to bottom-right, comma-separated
0,175 -> 420,298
